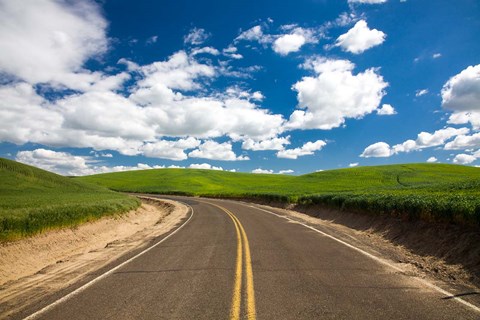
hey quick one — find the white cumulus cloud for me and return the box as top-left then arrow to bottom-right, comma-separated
0,83 -> 62,145
140,138 -> 200,161
447,112 -> 480,131
360,142 -> 392,158
242,136 -> 290,151
392,127 -> 469,153
442,64 -> 480,130
335,20 -> 386,54
188,141 -> 249,161
442,64 -> 480,112
135,50 -> 216,91
361,127 -> 470,158
272,27 -> 318,55
426,157 -> 438,163
191,47 -> 220,56
287,57 -> 387,130
16,148 -> 90,176
188,163 -> 224,170
377,104 -> 397,115
453,154 -> 477,165
273,34 -> 306,55
277,140 -> 326,159
444,132 -> 480,150
237,24 -> 320,56
251,91 -> 265,101
252,168 -> 274,174
0,0 -> 108,86
0,46 -> 289,158
15,148 -> 165,176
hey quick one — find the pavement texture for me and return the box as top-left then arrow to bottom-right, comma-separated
18,196 -> 480,320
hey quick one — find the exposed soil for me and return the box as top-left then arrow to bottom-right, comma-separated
0,197 -> 188,319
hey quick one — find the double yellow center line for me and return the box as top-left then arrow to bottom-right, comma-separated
207,203 -> 256,320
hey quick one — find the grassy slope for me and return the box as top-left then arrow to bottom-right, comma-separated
0,158 -> 140,240
78,163 -> 480,226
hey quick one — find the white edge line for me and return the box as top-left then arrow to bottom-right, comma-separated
23,201 -> 194,320
247,204 -> 480,314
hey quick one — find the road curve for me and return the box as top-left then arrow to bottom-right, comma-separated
18,196 -> 480,319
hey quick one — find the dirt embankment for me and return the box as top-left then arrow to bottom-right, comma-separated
0,197 -> 189,319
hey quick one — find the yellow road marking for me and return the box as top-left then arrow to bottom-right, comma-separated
230,210 -> 243,320
205,202 -> 257,320
232,213 -> 257,320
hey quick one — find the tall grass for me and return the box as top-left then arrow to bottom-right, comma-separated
0,158 -> 140,241
78,163 -> 480,226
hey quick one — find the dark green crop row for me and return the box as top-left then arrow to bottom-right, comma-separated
296,193 -> 480,225
188,191 -> 480,226
0,197 -> 140,241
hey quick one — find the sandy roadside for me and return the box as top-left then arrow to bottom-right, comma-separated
0,197 -> 189,319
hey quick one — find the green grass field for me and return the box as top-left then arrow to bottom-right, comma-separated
78,163 -> 480,226
0,158 -> 140,241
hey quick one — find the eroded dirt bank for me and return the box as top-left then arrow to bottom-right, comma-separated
0,197 -> 189,319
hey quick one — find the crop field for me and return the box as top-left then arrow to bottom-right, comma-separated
78,163 -> 480,226
0,158 -> 140,241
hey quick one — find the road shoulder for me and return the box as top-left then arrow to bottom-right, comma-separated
0,197 -> 188,319
238,201 -> 480,307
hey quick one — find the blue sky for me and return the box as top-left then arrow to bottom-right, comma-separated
0,0 -> 479,175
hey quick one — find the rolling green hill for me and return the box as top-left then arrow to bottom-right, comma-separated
0,158 -> 140,241
78,163 -> 480,226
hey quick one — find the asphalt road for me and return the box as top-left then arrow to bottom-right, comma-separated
21,196 -> 480,319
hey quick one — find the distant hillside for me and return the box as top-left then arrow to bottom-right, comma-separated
0,158 -> 139,241
78,163 -> 480,195
78,163 -> 480,226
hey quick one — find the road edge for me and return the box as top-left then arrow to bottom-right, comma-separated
22,201 -> 194,320
244,202 -> 480,315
